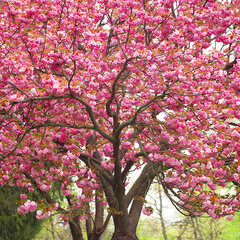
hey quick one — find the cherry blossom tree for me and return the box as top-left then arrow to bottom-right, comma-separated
1,0 -> 240,239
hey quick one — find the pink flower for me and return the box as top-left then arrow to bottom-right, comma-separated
101,160 -> 115,170
17,205 -> 28,215
28,187 -> 34,192
100,201 -> 108,206
40,184 -> 52,191
232,130 -> 240,139
27,201 -> 37,212
226,215 -> 234,221
58,132 -> 69,143
17,200 -> 37,214
24,200 -> 37,212
142,206 -> 153,216
20,194 -> 27,199
36,210 -> 43,220
22,146 -> 31,154
179,193 -> 189,201
53,203 -> 59,210
36,214 -> 43,220
62,189 -> 71,196
59,214 -> 67,220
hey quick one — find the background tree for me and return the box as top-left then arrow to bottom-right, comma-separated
1,0 -> 240,239
171,216 -> 223,240
33,216 -> 73,240
0,186 -> 42,240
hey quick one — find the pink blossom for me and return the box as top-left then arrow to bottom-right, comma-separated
179,193 -> 189,202
18,200 -> 37,214
39,184 -> 52,191
101,160 -> 115,170
62,189 -> 71,196
232,130 -> 240,139
17,205 -> 28,215
20,194 -> 27,199
58,132 -> 69,143
53,203 -> 59,210
36,210 -> 44,220
100,201 -> 108,206
226,215 -> 234,221
26,201 -> 37,212
62,221 -> 68,226
1,0 -> 240,228
142,206 -> 153,216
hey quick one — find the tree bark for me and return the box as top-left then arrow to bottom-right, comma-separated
86,186 -> 112,240
88,232 -> 102,240
69,216 -> 84,240
111,219 -> 138,240
111,232 -> 138,240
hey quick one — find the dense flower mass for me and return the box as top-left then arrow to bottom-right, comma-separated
17,200 -> 37,214
1,0 -> 240,239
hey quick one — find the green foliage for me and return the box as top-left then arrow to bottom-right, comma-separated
33,212 -> 240,240
33,217 -> 70,240
135,215 -> 224,240
50,180 -> 65,202
0,185 -> 43,240
220,213 -> 240,240
137,218 -> 163,240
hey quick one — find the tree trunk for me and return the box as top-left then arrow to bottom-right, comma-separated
86,186 -> 111,240
112,232 -> 138,240
111,231 -> 138,240
111,215 -> 138,240
69,216 -> 84,240
88,233 -> 102,240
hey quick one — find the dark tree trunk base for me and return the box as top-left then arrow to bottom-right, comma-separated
88,233 -> 102,240
111,232 -> 138,240
69,216 -> 84,240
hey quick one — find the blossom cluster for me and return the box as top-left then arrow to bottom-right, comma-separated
17,200 -> 37,215
1,0 -> 240,225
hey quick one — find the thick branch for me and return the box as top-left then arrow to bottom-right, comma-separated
105,28 -> 114,57
129,175 -> 154,232
79,153 -> 113,184
19,94 -> 73,103
121,160 -> 134,182
70,94 -> 115,143
121,152 -> 145,181
106,60 -> 130,117
125,163 -> 156,206
31,121 -> 94,130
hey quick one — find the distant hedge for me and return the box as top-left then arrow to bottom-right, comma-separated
0,186 -> 43,240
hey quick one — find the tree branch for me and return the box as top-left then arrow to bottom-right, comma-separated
125,163 -> 156,206
79,153 -> 113,185
129,175 -> 154,232
70,94 -> 115,143
106,60 -> 130,117
24,173 -> 66,212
